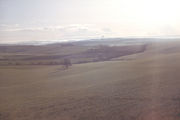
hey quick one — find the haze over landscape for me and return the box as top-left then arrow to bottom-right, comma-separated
0,0 -> 180,44
0,0 -> 180,120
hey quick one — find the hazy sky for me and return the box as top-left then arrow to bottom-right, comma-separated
0,0 -> 180,43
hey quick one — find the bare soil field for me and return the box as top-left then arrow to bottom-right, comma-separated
0,40 -> 180,120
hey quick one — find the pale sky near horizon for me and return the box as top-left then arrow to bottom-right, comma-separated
0,0 -> 180,43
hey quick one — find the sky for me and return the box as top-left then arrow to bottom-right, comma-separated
0,0 -> 180,44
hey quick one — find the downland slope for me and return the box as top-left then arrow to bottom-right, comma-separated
0,40 -> 180,120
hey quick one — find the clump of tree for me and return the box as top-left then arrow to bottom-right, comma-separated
15,62 -> 21,65
62,58 -> 72,69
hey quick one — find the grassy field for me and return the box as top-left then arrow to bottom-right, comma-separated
0,40 -> 180,120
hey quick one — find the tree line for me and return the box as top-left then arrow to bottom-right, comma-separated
2,58 -> 72,68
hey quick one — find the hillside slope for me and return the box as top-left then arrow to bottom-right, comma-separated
0,40 -> 180,120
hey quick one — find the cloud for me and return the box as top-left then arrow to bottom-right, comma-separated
0,24 -> 20,31
0,25 -> 60,32
102,28 -> 112,33
0,24 -> 112,43
57,24 -> 102,39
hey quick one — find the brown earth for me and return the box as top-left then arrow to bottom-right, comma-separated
0,40 -> 180,120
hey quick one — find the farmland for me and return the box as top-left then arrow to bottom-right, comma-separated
0,39 -> 180,120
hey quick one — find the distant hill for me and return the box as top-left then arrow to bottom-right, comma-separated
0,38 -> 149,65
